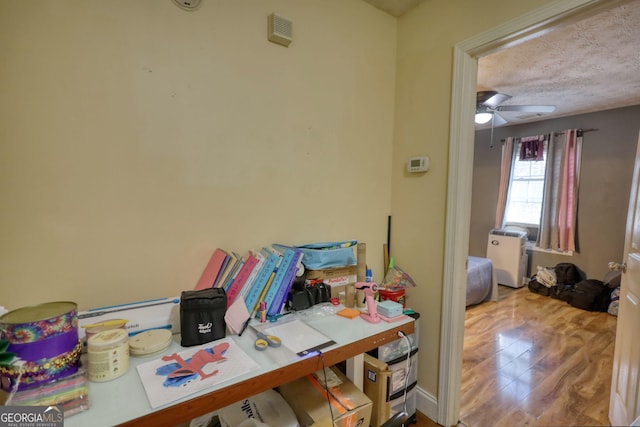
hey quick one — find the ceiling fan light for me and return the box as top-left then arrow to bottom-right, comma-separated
475,112 -> 493,124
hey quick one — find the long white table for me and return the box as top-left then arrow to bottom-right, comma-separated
65,311 -> 415,427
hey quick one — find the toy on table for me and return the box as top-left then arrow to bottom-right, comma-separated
383,259 -> 417,289
354,282 -> 380,323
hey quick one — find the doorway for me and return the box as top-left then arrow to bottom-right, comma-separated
439,0 -> 635,426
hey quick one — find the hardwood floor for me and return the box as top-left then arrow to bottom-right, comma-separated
414,410 -> 442,427
460,285 -> 617,427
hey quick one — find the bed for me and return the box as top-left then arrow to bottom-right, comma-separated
467,256 -> 498,306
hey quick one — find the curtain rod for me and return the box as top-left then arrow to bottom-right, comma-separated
554,128 -> 599,136
500,128 -> 599,143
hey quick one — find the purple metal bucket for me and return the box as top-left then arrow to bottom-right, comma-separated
0,301 -> 81,391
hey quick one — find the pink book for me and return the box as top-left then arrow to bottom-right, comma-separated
194,248 -> 229,290
226,255 -> 259,307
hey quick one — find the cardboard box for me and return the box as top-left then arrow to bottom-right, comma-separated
306,266 -> 357,299
305,265 -> 358,281
278,367 -> 372,427
328,283 -> 346,300
363,354 -> 392,427
363,353 -> 419,427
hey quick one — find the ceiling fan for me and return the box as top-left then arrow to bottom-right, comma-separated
475,90 -> 556,126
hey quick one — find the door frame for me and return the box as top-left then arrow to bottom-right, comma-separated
439,0 -> 631,425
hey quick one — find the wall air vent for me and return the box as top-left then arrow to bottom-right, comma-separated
268,13 -> 292,47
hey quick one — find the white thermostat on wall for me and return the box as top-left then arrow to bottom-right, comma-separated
407,156 -> 429,173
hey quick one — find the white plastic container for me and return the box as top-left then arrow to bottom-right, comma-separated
387,349 -> 419,397
388,381 -> 417,422
128,329 -> 173,357
87,329 -> 129,382
375,314 -> 420,363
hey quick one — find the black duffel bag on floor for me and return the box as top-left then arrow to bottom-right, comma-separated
568,279 -> 612,312
553,262 -> 582,285
550,283 -> 574,302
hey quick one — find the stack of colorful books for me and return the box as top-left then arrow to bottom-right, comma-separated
194,246 -> 303,318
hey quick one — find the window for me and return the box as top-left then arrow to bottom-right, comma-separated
496,130 -> 582,252
503,140 -> 547,230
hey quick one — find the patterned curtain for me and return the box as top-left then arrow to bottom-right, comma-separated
537,129 -> 582,251
495,137 -> 514,229
519,135 -> 545,161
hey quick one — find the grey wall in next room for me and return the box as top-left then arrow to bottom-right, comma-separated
470,104 -> 640,281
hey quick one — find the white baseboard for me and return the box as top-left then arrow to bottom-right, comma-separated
415,385 -> 438,423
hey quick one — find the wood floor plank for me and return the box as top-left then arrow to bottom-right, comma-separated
460,285 -> 616,427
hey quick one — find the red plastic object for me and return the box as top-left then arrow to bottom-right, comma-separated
378,288 -> 406,308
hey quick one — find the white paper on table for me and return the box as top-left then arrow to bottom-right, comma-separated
262,318 -> 336,357
136,337 -> 259,408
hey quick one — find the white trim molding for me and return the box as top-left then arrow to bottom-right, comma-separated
415,385 -> 438,422
440,1 -> 625,426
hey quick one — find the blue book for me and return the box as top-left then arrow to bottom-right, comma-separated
262,248 -> 296,316
239,251 -> 265,301
244,250 -> 279,314
269,249 -> 303,316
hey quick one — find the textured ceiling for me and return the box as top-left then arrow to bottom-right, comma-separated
477,0 -> 640,127
361,0 -> 640,127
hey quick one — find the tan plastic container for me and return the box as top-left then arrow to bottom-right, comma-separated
87,329 -> 129,382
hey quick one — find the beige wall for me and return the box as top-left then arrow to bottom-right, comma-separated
393,0 -> 553,398
1,0 -> 573,413
0,1 -> 396,309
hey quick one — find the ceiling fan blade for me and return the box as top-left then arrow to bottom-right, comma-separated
492,112 -> 508,126
477,91 -> 512,108
496,105 -> 556,113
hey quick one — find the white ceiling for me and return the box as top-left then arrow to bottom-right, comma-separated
362,0 -> 640,127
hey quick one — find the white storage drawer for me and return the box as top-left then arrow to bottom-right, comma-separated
388,381 -> 417,420
387,348 -> 418,398
370,312 -> 420,362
